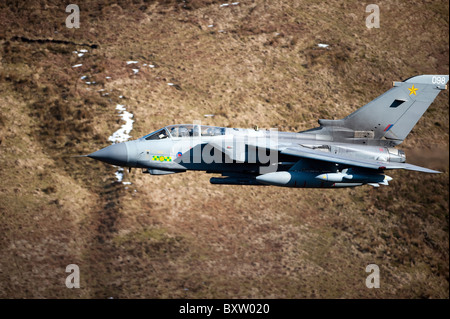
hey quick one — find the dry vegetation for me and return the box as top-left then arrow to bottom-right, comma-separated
0,0 -> 448,298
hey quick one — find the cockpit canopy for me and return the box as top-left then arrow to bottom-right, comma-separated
141,124 -> 226,140
143,128 -> 169,140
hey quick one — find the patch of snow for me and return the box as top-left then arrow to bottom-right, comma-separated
105,76 -> 111,79
79,49 -> 88,53
220,2 -> 239,7
119,95 -> 124,99
149,65 -> 155,68
77,53 -> 84,57
126,61 -> 138,65
85,82 -> 91,84
107,103 -> 135,183
317,43 -> 329,48
204,114 -> 215,117
72,64 -> 83,68
80,75 -> 87,80
108,104 -> 134,144
168,83 -> 174,86
208,24 -> 214,28
115,168 -> 124,182
116,104 -> 126,112
132,69 -> 139,74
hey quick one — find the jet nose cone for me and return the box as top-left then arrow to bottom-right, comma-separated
88,143 -> 128,166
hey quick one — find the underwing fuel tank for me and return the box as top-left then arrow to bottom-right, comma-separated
255,172 -> 362,188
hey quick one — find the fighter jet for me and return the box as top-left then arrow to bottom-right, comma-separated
87,75 -> 449,188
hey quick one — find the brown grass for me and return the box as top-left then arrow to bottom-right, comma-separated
0,0 -> 448,298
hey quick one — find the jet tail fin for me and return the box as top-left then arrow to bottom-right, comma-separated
325,75 -> 448,144
345,75 -> 448,142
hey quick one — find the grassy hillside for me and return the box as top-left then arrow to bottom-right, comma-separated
0,0 -> 448,298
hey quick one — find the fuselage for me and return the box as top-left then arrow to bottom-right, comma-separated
88,124 -> 403,188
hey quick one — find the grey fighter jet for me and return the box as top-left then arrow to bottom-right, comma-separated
87,75 -> 449,188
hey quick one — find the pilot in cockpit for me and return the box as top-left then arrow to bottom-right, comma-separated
169,126 -> 179,138
179,126 -> 190,137
193,125 -> 201,137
